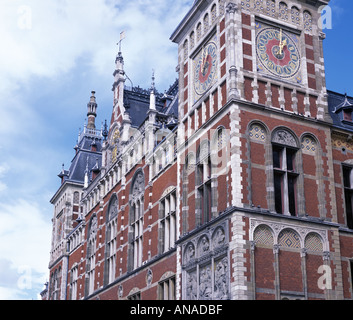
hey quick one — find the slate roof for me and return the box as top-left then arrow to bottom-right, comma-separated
58,130 -> 103,185
124,79 -> 179,129
327,90 -> 353,131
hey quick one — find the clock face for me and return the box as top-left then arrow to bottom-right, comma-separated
194,40 -> 218,97
256,27 -> 301,79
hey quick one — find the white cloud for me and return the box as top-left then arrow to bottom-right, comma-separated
0,0 -> 191,94
0,0 -> 193,300
0,199 -> 52,299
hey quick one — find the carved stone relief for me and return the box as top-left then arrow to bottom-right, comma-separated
131,171 -> 144,202
89,216 -> 97,239
272,129 -> 297,147
108,196 -> 118,220
181,220 -> 229,300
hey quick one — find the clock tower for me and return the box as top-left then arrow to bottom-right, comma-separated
171,0 -> 340,300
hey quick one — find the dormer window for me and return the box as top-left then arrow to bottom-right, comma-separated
334,93 -> 353,125
344,109 -> 352,121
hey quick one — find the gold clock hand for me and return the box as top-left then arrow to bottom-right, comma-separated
279,29 -> 283,55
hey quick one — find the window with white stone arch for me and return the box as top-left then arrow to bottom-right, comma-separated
104,194 -> 118,285
272,128 -> 301,216
128,169 -> 145,271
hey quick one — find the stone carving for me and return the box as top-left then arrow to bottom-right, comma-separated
272,130 -> 297,147
185,243 -> 195,263
118,285 -> 123,298
199,266 -> 212,300
186,272 -> 197,300
131,171 -> 144,201
226,2 -> 238,14
146,269 -> 153,286
214,257 -> 229,300
181,221 -> 229,300
199,236 -> 210,255
108,196 -> 118,220
89,216 -> 97,239
213,227 -> 225,248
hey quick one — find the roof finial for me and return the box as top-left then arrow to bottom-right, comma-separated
149,70 -> 156,111
102,120 -> 108,141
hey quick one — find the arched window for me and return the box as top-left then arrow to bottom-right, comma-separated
203,13 -> 209,33
104,195 -> 118,285
211,4 -> 217,23
303,10 -> 313,32
182,153 -> 195,234
73,191 -> 80,204
190,31 -> 195,50
291,6 -> 301,25
128,170 -> 145,270
86,215 -> 97,296
196,22 -> 202,41
159,188 -> 176,253
183,39 -> 188,61
342,163 -> 353,229
196,140 -> 212,225
272,129 -> 300,216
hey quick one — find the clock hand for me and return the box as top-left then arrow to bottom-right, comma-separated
279,38 -> 287,55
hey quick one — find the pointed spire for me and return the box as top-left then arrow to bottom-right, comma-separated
87,91 -> 98,130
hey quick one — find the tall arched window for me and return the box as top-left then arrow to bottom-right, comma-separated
196,140 -> 212,225
272,129 -> 300,216
86,215 -> 97,296
128,170 -> 145,271
104,195 -> 118,285
159,188 -> 176,253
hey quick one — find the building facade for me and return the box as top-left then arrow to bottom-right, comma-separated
46,0 -> 353,300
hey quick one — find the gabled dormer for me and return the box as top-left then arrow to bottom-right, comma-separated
334,94 -> 353,124
328,91 -> 353,129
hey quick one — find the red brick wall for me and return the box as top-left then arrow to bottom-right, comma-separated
279,251 -> 303,292
254,247 -> 275,299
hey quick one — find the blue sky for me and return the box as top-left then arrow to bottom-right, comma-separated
0,0 -> 351,300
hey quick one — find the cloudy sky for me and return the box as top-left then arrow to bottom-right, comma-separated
0,0 -> 351,300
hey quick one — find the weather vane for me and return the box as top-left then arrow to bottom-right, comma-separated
117,31 -> 126,53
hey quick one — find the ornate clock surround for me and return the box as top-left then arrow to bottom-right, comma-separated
192,29 -> 219,104
255,18 -> 303,84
